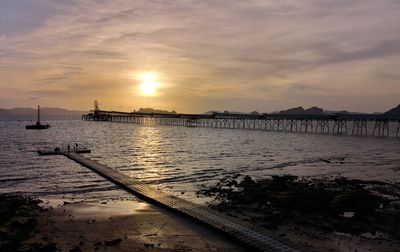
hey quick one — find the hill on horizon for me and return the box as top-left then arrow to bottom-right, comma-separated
384,104 -> 400,115
279,106 -> 324,115
2,104 -> 399,121
204,104 -> 400,116
0,107 -> 87,121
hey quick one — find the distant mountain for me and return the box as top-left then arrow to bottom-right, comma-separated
203,110 -> 255,115
0,107 -> 87,121
221,111 -> 247,114
136,108 -> 177,114
323,110 -> 350,115
384,104 -> 400,115
203,111 -> 219,115
279,106 -> 323,115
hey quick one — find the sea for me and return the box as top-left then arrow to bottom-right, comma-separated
1,120 -> 399,204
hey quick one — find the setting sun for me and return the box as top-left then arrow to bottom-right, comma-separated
138,72 -> 158,96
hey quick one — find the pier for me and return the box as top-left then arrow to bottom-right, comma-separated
82,109 -> 400,137
39,149 -> 298,252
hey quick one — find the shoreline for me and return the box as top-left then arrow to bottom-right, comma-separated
197,175 -> 400,251
2,174 -> 400,252
0,194 -> 248,252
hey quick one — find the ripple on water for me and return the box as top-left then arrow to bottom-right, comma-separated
1,120 -> 400,203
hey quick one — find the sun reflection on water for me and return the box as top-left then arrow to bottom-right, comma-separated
128,126 -> 166,181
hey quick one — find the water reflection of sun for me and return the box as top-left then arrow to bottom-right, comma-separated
130,126 -> 164,181
138,72 -> 158,96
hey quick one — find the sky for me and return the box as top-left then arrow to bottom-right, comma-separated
0,0 -> 399,113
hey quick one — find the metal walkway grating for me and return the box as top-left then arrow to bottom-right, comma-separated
52,151 -> 300,252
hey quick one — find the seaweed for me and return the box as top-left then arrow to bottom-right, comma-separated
197,175 -> 400,239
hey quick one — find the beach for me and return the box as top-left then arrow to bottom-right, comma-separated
0,194 -> 248,252
2,174 -> 400,252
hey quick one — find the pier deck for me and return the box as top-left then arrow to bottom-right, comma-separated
39,150 -> 298,252
82,109 -> 400,137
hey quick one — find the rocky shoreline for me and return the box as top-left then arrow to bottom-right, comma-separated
0,195 -> 47,251
2,175 -> 400,252
197,175 -> 400,251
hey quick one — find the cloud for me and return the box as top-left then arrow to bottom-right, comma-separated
0,0 -> 399,112
0,0 -> 52,36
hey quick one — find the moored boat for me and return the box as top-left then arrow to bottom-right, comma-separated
26,105 -> 51,130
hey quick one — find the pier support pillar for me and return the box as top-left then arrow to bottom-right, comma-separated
351,120 -> 368,135
285,119 -> 298,132
333,119 -> 347,135
373,119 -> 390,136
273,119 -> 284,131
315,120 -> 330,134
300,119 -> 313,133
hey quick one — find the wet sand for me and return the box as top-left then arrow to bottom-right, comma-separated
0,195 -> 248,252
3,174 -> 400,252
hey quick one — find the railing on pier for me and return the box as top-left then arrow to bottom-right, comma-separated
82,110 -> 400,137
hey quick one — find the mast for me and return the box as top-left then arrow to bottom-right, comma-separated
94,100 -> 99,111
37,105 -> 40,123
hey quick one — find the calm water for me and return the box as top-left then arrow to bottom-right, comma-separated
1,120 -> 399,203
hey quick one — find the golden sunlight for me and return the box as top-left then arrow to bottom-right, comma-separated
139,72 -> 158,96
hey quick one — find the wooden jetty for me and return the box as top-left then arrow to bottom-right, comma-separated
82,109 -> 400,137
37,148 -> 91,155
38,149 -> 298,252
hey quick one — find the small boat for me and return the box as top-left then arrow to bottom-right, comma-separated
26,105 -> 50,130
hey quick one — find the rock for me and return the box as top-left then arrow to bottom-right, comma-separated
197,175 -> 399,238
104,238 -> 122,246
69,246 -> 82,252
144,243 -> 155,248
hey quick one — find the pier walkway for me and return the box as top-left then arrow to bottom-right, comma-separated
82,109 -> 400,137
39,149 -> 298,252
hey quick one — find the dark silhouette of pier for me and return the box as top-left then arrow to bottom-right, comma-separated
82,109 -> 400,137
